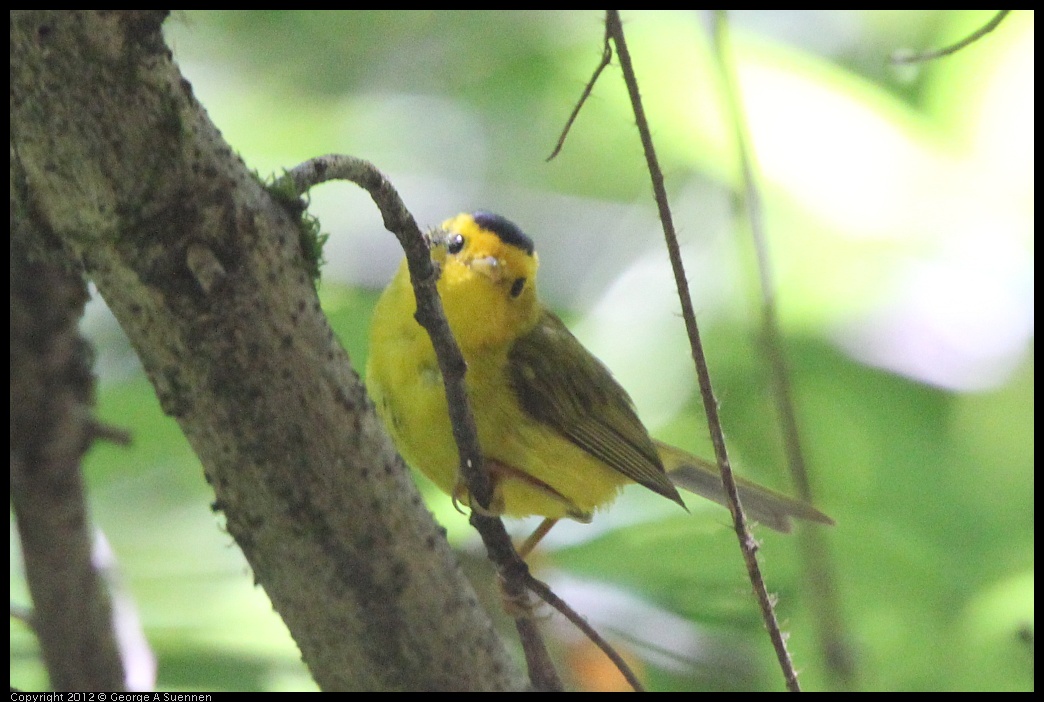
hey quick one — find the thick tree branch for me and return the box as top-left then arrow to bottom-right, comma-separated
10,207 -> 126,691
11,10 -> 521,691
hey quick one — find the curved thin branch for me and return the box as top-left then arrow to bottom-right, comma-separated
527,576 -> 645,692
891,10 -> 1011,64
546,29 -> 613,162
279,155 -> 562,691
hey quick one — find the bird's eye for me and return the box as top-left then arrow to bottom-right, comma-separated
447,233 -> 465,254
510,277 -> 526,298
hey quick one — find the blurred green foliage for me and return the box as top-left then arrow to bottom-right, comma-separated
11,10 -> 1032,692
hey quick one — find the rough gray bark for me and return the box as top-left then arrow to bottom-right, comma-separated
11,10 -> 522,691
10,213 -> 126,691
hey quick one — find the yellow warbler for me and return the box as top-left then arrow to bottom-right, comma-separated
366,212 -> 831,548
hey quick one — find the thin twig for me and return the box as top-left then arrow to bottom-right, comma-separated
709,10 -> 853,685
477,512 -> 562,690
88,419 -> 133,446
891,10 -> 1011,64
604,10 -> 801,691
514,609 -> 562,691
546,28 -> 613,162
545,24 -> 691,688
526,576 -> 645,692
279,156 -> 561,691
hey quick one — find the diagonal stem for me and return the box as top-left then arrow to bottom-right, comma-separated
604,10 -> 802,691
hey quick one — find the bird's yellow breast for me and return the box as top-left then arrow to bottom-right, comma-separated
368,212 -> 832,534
367,211 -> 831,534
366,227 -> 630,521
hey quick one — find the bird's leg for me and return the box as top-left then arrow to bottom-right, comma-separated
518,517 -> 559,559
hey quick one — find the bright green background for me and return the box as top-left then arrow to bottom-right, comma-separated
11,10 -> 1033,692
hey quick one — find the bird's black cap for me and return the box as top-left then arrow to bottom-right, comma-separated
472,211 -> 535,255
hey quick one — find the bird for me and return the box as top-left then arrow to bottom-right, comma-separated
366,211 -> 831,554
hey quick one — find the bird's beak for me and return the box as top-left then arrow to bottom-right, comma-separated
469,255 -> 503,282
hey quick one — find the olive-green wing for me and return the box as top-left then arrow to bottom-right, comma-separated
507,311 -> 684,506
